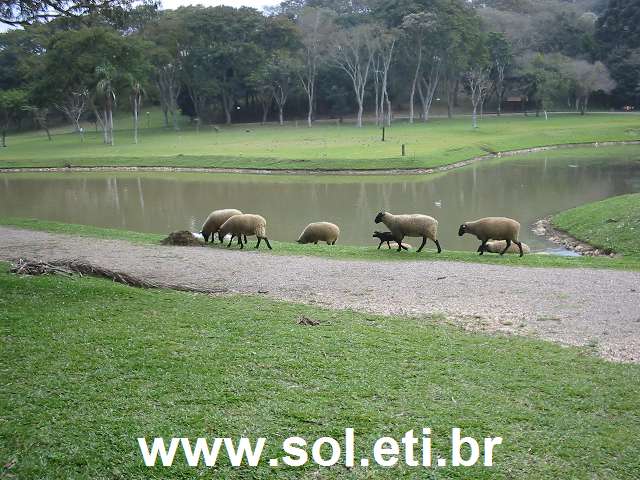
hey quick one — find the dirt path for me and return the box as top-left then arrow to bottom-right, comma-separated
2,226 -> 639,363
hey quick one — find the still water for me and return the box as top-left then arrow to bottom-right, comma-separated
1,151 -> 639,251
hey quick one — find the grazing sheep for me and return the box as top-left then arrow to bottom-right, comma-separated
201,209 -> 243,243
372,231 -> 409,250
297,222 -> 340,245
484,240 -> 531,255
374,211 -> 442,253
218,214 -> 272,249
458,217 -> 524,257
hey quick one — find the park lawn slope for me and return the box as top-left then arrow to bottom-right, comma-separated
552,193 -> 640,256
2,217 -> 640,271
1,265 -> 639,479
1,113 -> 639,170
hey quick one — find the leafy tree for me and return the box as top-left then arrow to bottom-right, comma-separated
487,32 -> 512,115
0,88 -> 28,147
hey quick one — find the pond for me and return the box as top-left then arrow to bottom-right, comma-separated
1,149 -> 639,252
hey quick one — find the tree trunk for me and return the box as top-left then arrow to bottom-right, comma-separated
472,107 -> 478,128
108,107 -> 114,146
307,90 -> 313,127
133,98 -> 139,144
409,51 -> 421,125
279,106 -> 284,125
1,129 -> 6,147
356,101 -> 363,128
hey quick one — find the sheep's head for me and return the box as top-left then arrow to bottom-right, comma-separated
458,224 -> 468,236
374,211 -> 386,224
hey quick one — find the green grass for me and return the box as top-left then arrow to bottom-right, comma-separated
553,193 -> 640,256
1,264 -> 639,478
1,110 -> 638,170
3,216 -> 640,271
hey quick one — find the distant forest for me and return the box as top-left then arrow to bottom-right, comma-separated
1,0 -> 639,136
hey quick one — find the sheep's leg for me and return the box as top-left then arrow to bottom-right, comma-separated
227,235 -> 234,248
243,235 -> 248,244
500,239 -> 512,256
478,240 -> 487,255
417,236 -> 427,253
377,240 -> 382,249
515,241 -> 524,257
263,237 -> 272,250
433,239 -> 442,253
397,236 -> 405,252
400,244 -> 408,250
256,237 -> 262,248
238,235 -> 244,249
386,241 -> 391,249
332,240 -> 336,245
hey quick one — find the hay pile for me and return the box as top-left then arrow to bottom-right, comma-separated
161,230 -> 204,246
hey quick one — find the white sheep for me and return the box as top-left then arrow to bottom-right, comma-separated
374,211 -> 441,253
218,214 -> 272,250
458,217 -> 524,257
297,222 -> 340,245
201,209 -> 243,243
484,240 -> 531,255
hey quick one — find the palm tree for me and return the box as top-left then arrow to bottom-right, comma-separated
129,77 -> 145,144
96,63 -> 116,146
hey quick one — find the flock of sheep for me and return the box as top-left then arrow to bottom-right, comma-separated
200,208 -> 530,257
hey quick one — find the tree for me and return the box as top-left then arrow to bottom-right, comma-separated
465,66 -> 491,128
487,32 -> 512,115
371,26 -> 396,127
129,77 -> 144,143
0,0 -> 155,26
23,105 -> 52,140
520,53 -> 571,119
297,7 -> 335,127
54,88 -> 88,133
400,11 -> 438,124
564,60 -> 615,114
332,24 -> 376,128
0,89 -> 28,147
95,63 -> 116,145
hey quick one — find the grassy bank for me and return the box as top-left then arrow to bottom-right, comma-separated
1,112 -> 638,170
3,217 -> 640,271
553,193 -> 640,256
1,264 -> 639,479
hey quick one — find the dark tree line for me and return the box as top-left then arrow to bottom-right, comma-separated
1,0 -> 637,144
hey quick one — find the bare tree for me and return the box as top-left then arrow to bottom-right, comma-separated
401,12 -> 437,124
372,27 -> 396,127
417,55 -> 442,122
296,7 -> 335,127
23,106 -> 52,140
333,24 -> 376,128
466,66 -> 491,128
54,88 -> 88,133
96,64 -> 116,146
155,63 -> 180,131
564,60 -> 616,115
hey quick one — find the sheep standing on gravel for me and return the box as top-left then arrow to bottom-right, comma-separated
484,240 -> 531,255
201,209 -> 244,243
458,217 -> 524,257
374,211 -> 442,253
297,222 -> 340,245
218,214 -> 272,249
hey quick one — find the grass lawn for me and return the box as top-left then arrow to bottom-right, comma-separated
553,193 -> 640,256
2,217 -> 640,271
1,110 -> 638,170
1,264 -> 639,478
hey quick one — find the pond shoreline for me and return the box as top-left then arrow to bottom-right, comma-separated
532,216 -> 618,257
1,140 -> 639,176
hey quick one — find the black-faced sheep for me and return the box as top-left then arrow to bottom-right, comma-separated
374,211 -> 442,253
372,231 -> 409,250
297,222 -> 340,245
458,217 -> 524,257
201,209 -> 244,243
218,214 -> 272,249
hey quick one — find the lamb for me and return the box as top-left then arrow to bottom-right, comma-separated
372,231 -> 409,250
297,222 -> 340,245
218,213 -> 272,249
200,209 -> 243,243
484,240 -> 531,255
374,211 -> 442,253
458,217 -> 524,257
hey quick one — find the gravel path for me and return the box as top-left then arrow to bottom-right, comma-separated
2,226 -> 639,363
